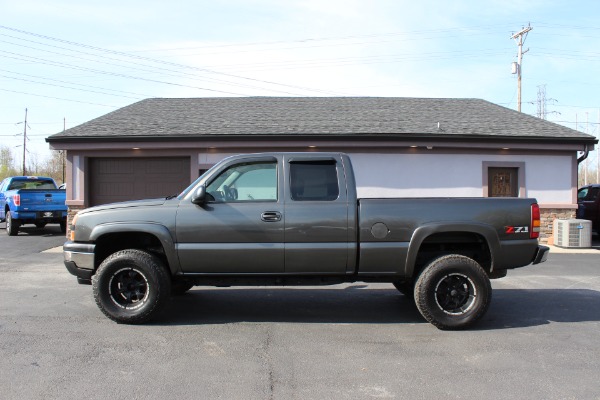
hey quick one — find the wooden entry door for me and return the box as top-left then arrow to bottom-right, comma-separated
488,167 -> 519,197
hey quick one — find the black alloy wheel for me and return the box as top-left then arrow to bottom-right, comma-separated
108,268 -> 150,310
433,273 -> 476,315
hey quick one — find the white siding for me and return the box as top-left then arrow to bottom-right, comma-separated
348,153 -> 573,204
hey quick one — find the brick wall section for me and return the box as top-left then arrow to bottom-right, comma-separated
540,208 -> 577,244
66,205 -> 86,239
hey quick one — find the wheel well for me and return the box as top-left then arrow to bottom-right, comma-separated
414,232 -> 492,276
94,232 -> 168,270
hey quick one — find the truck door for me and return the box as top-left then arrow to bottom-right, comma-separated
176,156 -> 284,273
284,156 -> 350,274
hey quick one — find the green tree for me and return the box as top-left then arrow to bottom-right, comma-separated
0,145 -> 19,180
0,146 -> 65,183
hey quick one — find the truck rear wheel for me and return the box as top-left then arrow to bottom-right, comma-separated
6,211 -> 19,236
92,249 -> 171,324
414,254 -> 491,330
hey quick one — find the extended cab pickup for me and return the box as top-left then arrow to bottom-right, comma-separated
64,153 -> 548,329
1,176 -> 67,236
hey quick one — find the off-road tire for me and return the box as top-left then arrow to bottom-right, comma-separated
59,221 -> 67,233
6,211 -> 19,236
92,249 -> 171,324
414,254 -> 491,330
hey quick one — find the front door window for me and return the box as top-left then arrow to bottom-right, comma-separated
206,161 -> 277,202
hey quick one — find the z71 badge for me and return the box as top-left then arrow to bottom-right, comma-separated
505,226 -> 529,234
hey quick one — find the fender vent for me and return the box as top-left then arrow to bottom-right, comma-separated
553,219 -> 592,248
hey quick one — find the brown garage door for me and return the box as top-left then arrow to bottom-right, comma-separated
89,157 -> 191,206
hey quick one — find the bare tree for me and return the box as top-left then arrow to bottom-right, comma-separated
0,145 -> 19,179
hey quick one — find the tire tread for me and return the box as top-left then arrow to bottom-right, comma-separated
414,254 -> 491,330
92,249 -> 171,324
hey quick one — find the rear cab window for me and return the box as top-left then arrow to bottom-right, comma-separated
289,160 -> 339,201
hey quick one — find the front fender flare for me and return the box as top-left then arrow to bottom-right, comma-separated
90,223 -> 181,275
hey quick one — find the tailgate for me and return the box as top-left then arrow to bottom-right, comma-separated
17,189 -> 67,209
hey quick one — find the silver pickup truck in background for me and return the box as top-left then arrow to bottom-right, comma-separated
63,152 -> 548,329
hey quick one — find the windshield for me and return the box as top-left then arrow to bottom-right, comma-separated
178,162 -> 222,199
578,188 -> 589,200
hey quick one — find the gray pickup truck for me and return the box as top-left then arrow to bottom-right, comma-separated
64,152 -> 548,329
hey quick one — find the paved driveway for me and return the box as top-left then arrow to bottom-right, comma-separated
0,228 -> 599,399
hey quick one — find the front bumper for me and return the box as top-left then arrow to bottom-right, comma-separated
532,245 -> 550,265
63,241 -> 96,280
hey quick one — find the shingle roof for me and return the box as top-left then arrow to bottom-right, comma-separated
46,97 -> 597,143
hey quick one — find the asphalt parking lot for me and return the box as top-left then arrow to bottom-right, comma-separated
1,223 -> 599,400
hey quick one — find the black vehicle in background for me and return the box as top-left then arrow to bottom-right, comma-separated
577,184 -> 600,233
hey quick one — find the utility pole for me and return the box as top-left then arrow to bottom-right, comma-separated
585,112 -> 589,185
22,108 -> 28,175
62,117 -> 66,183
511,24 -> 532,112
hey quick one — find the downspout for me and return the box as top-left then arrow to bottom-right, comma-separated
577,144 -> 589,164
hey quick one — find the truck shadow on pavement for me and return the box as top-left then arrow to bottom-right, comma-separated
477,288 -> 600,330
159,287 -> 423,325
155,287 -> 600,328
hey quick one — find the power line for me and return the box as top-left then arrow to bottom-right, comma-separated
0,88 -> 119,107
0,68 -> 153,97
0,50 -> 252,96
0,24 -> 347,96
0,74 -> 145,100
0,41 -> 338,97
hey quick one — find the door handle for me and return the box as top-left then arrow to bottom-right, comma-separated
261,211 -> 282,222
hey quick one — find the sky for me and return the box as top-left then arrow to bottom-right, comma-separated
1,0 -> 600,169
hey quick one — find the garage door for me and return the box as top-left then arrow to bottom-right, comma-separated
89,157 -> 191,206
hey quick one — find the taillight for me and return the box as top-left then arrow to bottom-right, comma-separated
13,194 -> 20,206
531,203 -> 541,239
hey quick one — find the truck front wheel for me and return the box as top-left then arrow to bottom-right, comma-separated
92,249 -> 171,324
6,211 -> 19,236
414,255 -> 491,330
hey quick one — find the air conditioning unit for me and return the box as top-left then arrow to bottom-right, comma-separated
553,219 -> 592,248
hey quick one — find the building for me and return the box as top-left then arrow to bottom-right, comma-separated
46,97 -> 598,242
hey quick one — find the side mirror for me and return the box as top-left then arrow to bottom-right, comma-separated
191,185 -> 207,205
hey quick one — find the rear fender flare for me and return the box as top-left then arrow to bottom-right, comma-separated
405,222 -> 500,277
